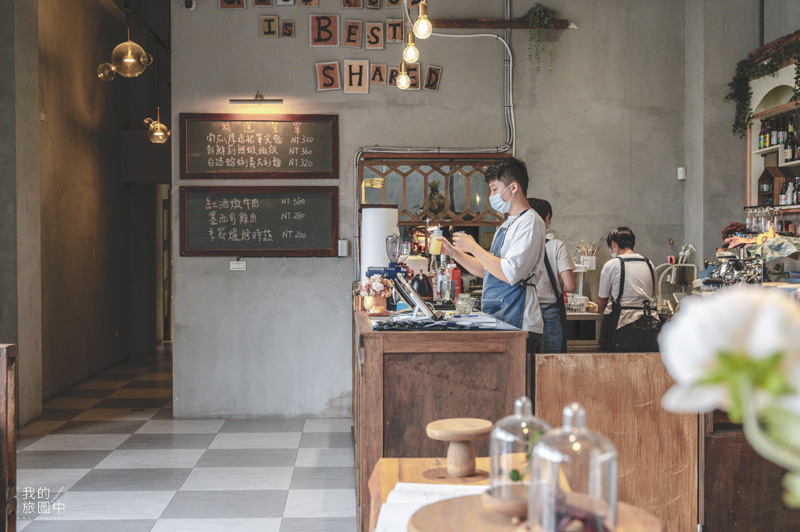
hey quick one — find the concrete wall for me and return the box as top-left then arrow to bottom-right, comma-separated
171,0 -> 688,417
684,0 -> 759,262
764,1 -> 800,45
38,1 -> 133,397
1,0 -> 18,347
15,0 -> 43,425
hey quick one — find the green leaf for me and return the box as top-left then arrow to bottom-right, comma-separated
783,472 -> 800,508
763,407 -> 800,454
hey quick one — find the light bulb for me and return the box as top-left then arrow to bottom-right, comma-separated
396,62 -> 411,90
147,122 -> 171,144
97,62 -> 116,81
402,32 -> 419,63
111,40 -> 149,78
413,0 -> 432,39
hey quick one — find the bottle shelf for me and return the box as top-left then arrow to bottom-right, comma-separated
751,144 -> 800,167
753,145 -> 780,155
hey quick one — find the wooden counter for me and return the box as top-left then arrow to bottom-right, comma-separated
535,352 -> 697,532
353,311 -> 527,532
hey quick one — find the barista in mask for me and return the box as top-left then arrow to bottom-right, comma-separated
597,227 -> 660,352
529,198 -> 576,353
439,158 -> 547,355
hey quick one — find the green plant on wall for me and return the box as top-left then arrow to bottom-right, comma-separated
525,4 -> 556,73
725,40 -> 800,137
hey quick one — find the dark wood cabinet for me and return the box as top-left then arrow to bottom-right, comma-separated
0,345 -> 16,532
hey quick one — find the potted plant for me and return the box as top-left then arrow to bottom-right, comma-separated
359,274 -> 393,314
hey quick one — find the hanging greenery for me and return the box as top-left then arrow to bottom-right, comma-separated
525,4 -> 556,73
725,40 -> 800,137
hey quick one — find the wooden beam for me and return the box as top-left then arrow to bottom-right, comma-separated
428,17 -> 573,30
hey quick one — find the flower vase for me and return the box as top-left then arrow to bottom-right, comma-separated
363,296 -> 387,313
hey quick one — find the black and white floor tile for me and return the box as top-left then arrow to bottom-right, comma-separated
16,353 -> 356,532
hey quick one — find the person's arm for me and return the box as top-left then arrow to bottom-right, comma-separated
560,270 -> 576,294
439,237 -> 485,278
448,233 -> 510,283
596,261 -> 614,315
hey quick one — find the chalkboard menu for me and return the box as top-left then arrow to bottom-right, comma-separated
180,113 -> 338,180
179,186 -> 338,257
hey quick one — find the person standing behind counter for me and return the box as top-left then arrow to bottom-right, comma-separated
528,198 -> 576,353
597,227 -> 661,352
439,158 -> 547,355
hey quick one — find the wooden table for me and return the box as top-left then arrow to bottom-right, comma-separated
369,457 -> 663,532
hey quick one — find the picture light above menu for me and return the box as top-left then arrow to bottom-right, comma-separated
179,186 -> 338,257
180,113 -> 339,180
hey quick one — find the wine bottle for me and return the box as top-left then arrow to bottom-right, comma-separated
759,119 -> 767,149
779,117 -> 788,144
772,118 -> 779,146
786,118 -> 797,162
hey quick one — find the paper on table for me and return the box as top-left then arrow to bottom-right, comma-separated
375,483 -> 489,532
386,482 -> 488,505
373,503 -> 422,532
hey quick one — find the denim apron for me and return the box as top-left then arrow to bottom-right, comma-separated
542,245 -> 568,352
481,210 -> 534,329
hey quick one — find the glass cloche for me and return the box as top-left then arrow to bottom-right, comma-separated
529,402 -> 618,532
483,397 -> 551,518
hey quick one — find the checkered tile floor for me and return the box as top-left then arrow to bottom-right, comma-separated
16,352 -> 356,532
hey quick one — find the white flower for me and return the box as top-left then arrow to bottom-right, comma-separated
371,281 -> 385,294
659,287 -> 800,415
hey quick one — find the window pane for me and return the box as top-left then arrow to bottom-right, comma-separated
407,170 -> 424,216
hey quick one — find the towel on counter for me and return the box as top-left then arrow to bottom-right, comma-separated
746,236 -> 800,261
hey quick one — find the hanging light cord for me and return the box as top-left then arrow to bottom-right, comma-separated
352,0 -> 516,278
124,0 -> 171,53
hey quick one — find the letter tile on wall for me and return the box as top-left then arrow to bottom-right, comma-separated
220,0 -> 246,8
386,19 -> 403,43
365,22 -> 384,50
407,62 -> 421,90
370,64 -> 387,84
387,66 -> 399,87
344,60 -> 369,94
260,16 -> 279,37
341,0 -> 363,7
366,0 -> 381,9
254,0 -> 271,6
281,20 -> 295,37
310,14 -> 340,47
276,0 -> 295,4
343,20 -> 363,48
423,65 -> 442,91
316,61 -> 341,91
300,0 -> 319,5
386,0 -> 401,7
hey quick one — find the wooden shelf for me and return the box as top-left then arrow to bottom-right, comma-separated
753,145 -> 780,155
781,158 -> 800,167
428,17 -> 575,30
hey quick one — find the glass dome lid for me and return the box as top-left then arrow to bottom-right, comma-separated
529,402 -> 618,532
483,397 -> 551,518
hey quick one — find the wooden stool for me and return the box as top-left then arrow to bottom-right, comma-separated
426,418 -> 493,477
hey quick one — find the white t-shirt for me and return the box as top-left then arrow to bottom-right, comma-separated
537,238 -> 576,304
492,209 -> 547,333
598,253 -> 658,329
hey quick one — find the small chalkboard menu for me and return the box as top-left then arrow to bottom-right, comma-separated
179,186 -> 338,257
180,113 -> 338,180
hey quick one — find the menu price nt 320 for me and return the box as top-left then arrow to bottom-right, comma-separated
179,186 -> 338,257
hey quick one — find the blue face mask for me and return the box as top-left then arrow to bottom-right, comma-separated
489,184 -> 514,214
611,253 -> 617,258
